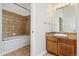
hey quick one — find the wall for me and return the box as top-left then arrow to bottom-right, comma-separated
2,9 -> 30,39
24,16 -> 30,35
31,3 -> 52,56
75,4 -> 79,56
0,4 -> 2,55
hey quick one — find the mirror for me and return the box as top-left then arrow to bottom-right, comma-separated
53,4 -> 76,32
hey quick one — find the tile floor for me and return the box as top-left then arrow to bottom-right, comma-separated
44,53 -> 54,56
3,45 -> 54,56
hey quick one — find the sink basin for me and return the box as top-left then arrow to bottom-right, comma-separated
53,33 -> 68,37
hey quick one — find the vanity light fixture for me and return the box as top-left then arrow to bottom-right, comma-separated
56,3 -> 71,10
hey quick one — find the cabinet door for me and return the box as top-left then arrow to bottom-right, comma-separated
58,39 -> 62,56
61,43 -> 75,56
46,39 -> 57,55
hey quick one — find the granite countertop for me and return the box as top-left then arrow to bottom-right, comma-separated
46,32 -> 77,40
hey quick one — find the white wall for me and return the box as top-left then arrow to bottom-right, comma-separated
31,3 -> 52,56
0,4 -> 2,56
75,4 -> 79,56
2,3 -> 30,16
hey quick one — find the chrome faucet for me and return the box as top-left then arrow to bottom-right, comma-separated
59,17 -> 63,33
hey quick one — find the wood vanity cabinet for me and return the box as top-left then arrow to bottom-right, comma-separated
62,39 -> 76,56
46,35 -> 76,56
57,39 -> 62,55
46,36 -> 58,55
58,39 -> 76,56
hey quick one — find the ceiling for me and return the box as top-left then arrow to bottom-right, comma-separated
16,3 -> 31,11
15,3 -> 67,10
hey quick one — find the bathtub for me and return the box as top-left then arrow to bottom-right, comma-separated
2,35 -> 30,55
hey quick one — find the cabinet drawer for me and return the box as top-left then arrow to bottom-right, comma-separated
46,37 -> 57,42
62,39 -> 76,45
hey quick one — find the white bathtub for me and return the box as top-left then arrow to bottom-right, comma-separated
2,35 -> 30,55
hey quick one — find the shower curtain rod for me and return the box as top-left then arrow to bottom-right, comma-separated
14,3 -> 30,12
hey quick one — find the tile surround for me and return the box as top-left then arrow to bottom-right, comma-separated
2,9 -> 30,39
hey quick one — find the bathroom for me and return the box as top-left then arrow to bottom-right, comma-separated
2,3 -> 31,56
0,3 -> 78,56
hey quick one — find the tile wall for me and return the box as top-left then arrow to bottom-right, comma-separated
2,9 -> 30,38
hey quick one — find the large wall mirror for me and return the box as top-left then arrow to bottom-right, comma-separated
54,4 -> 76,32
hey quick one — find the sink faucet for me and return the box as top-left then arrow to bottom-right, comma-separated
59,16 -> 63,33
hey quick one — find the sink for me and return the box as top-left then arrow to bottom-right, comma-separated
53,33 -> 68,37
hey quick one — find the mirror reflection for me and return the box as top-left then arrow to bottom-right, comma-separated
54,4 -> 76,32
